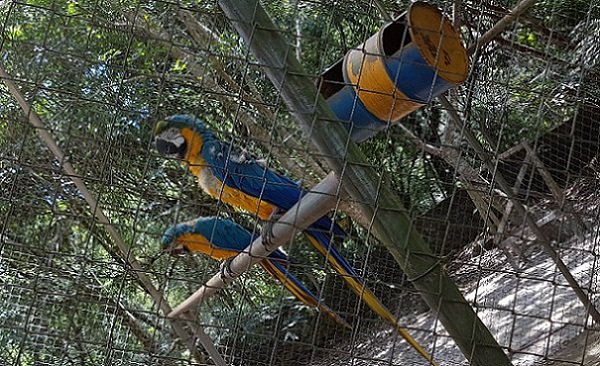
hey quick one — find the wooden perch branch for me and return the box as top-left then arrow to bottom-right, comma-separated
398,119 -> 502,233
395,123 -> 442,156
372,0 -> 393,22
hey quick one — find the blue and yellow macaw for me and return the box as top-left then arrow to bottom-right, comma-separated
162,216 -> 350,328
155,114 -> 436,365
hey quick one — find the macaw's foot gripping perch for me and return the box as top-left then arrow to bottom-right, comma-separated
261,207 -> 284,251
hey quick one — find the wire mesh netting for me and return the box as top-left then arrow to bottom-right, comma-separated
1,0 -> 600,365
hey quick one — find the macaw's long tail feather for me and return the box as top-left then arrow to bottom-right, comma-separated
260,258 -> 352,329
305,231 -> 438,366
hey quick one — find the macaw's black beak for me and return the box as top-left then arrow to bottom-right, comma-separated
164,245 -> 189,257
156,138 -> 187,159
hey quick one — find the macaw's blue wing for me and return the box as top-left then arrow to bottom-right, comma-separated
202,139 -> 304,213
201,139 -> 347,238
162,217 -> 350,329
306,231 -> 437,366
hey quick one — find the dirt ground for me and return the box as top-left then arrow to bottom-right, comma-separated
547,329 -> 600,365
313,227 -> 600,366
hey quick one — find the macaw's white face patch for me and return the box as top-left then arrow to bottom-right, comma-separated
161,127 -> 185,147
156,127 -> 187,158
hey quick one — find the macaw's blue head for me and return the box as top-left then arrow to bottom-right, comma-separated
154,114 -> 214,160
161,224 -> 191,256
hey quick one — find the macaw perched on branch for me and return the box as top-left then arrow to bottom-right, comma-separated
155,115 -> 436,365
162,216 -> 350,328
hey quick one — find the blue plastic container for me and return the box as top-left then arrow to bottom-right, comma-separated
319,1 -> 469,142
326,85 -> 388,142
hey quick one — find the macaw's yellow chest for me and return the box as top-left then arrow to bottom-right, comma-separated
178,126 -> 276,220
188,157 -> 276,220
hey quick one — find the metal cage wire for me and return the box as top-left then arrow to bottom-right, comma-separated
1,0 -> 600,365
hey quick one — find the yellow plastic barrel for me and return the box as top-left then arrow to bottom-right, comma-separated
321,1 -> 469,142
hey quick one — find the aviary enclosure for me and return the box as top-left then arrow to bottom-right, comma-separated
1,0 -> 599,365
